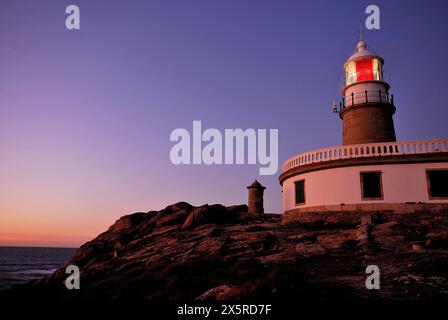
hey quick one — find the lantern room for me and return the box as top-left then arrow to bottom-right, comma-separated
345,57 -> 383,86
340,40 -> 391,108
343,41 -> 384,87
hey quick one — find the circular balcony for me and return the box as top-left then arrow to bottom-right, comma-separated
281,139 -> 448,179
334,90 -> 394,115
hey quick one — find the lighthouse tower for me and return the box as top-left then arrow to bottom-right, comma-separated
339,40 -> 396,145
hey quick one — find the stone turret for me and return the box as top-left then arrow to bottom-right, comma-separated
247,180 -> 266,214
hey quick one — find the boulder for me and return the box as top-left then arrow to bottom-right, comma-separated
109,212 -> 148,232
181,204 -> 229,229
162,202 -> 194,214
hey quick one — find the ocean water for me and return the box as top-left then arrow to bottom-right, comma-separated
0,246 -> 76,290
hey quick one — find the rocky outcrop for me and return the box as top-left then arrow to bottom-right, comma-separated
9,203 -> 448,300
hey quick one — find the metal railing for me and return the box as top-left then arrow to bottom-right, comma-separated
334,90 -> 394,113
282,139 -> 448,172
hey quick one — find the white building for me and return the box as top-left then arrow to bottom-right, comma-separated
279,40 -> 448,216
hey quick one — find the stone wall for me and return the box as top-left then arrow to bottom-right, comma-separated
282,203 -> 448,225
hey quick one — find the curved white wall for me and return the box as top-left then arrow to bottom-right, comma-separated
344,82 -> 389,105
282,162 -> 448,212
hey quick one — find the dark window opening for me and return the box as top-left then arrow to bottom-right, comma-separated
295,180 -> 305,204
427,170 -> 448,198
361,172 -> 382,199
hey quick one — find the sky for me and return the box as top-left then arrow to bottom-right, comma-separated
1,0 -> 447,247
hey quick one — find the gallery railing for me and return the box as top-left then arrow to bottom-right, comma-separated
335,90 -> 394,112
282,139 -> 448,172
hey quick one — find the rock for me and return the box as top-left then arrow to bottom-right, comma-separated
412,242 -> 425,252
153,209 -> 190,227
109,212 -> 148,232
196,285 -> 247,300
181,206 -> 210,229
425,231 -> 448,248
162,202 -> 194,214
8,203 -> 448,301
295,242 -> 328,257
181,204 -> 229,229
287,232 -> 315,242
360,214 -> 372,225
245,225 -> 266,232
394,274 -> 424,284
259,248 -> 296,264
226,205 -> 248,215
356,224 -> 370,246
370,222 -> 410,251
427,276 -> 445,284
317,230 -> 357,250
181,212 -> 195,230
408,274 -> 424,282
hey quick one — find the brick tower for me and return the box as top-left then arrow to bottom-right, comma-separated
338,40 -> 396,145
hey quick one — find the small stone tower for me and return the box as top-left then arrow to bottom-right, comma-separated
247,180 -> 266,214
338,40 -> 396,145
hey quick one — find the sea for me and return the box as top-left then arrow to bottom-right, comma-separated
0,246 -> 76,290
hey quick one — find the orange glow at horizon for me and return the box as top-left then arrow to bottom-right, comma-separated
0,204 -> 105,247
0,196 -> 158,247
0,184 -> 160,247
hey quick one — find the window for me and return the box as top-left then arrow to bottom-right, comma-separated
345,61 -> 356,86
295,180 -> 305,204
427,169 -> 448,199
360,171 -> 383,200
345,58 -> 383,86
372,58 -> 383,81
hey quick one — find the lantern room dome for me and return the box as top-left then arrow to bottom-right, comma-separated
345,41 -> 384,66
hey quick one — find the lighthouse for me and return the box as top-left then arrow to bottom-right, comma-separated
339,40 -> 396,145
278,38 -> 448,219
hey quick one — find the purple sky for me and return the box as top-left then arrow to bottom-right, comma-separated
1,0 -> 447,246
